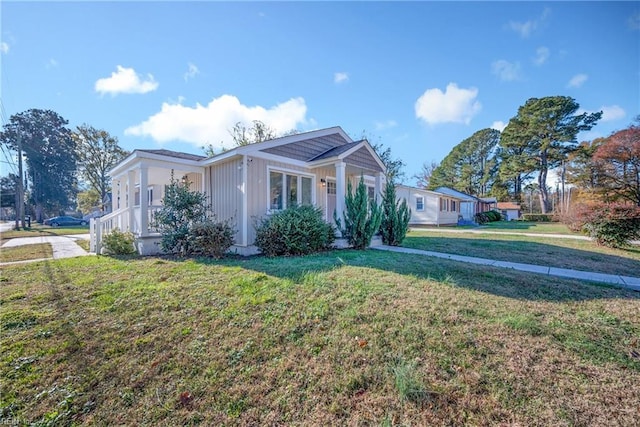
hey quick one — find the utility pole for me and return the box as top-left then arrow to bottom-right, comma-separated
16,131 -> 25,229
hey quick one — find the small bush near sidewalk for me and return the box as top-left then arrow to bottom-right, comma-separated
380,180 -> 411,246
255,205 -> 335,256
521,213 -> 558,222
101,228 -> 136,255
335,175 -> 382,249
573,203 -> 640,248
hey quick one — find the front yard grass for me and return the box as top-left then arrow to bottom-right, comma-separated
0,243 -> 53,263
0,224 -> 89,241
1,252 -> 638,425
404,230 -> 640,277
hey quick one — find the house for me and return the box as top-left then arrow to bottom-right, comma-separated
90,126 -> 386,255
434,187 -> 497,221
395,185 -> 463,226
497,202 -> 521,221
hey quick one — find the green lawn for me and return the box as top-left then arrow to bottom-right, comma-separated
403,229 -> 640,277
1,252 -> 638,426
477,221 -> 575,234
0,243 -> 53,263
0,224 -> 89,241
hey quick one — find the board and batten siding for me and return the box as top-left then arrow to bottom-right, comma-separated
207,158 -> 244,244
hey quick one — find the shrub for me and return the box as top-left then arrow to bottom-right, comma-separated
254,205 -> 336,256
521,213 -> 558,222
578,203 -> 640,248
380,180 -> 411,246
335,176 -> 382,250
153,175 -> 209,255
474,210 -> 502,224
189,219 -> 235,258
101,228 -> 136,255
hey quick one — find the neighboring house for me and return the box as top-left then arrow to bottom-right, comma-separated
434,187 -> 497,221
497,202 -> 521,221
90,126 -> 386,255
395,185 -> 462,226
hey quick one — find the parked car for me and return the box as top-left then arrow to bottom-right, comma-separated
43,216 -> 88,227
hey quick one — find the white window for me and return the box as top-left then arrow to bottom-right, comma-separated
269,170 -> 313,211
326,181 -> 336,195
367,186 -> 375,202
451,200 -> 457,212
416,196 -> 424,211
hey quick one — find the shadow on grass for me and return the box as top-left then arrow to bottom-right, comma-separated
402,236 -> 640,278
190,248 -> 640,303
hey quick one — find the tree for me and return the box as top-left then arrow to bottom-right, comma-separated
335,175 -> 382,249
0,174 -> 17,209
372,142 -> 405,183
0,109 -> 78,222
413,160 -> 439,189
593,122 -> 640,206
499,96 -> 601,213
379,179 -> 411,246
73,125 -> 128,208
231,120 -> 277,146
428,128 -> 500,196
77,188 -> 102,214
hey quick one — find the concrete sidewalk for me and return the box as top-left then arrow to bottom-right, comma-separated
373,245 -> 640,292
1,234 -> 90,266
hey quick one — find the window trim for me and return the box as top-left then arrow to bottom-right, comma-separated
416,196 -> 424,212
267,166 -> 316,213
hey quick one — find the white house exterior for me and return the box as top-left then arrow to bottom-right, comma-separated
91,126 -> 386,255
395,185 -> 462,226
497,202 -> 522,221
434,187 -> 497,222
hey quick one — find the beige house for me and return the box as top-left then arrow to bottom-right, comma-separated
90,126 -> 386,255
395,185 -> 463,226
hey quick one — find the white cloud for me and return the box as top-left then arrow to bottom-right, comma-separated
374,120 -> 398,131
95,65 -> 159,96
0,42 -> 8,54
533,47 -> 549,66
600,105 -> 626,122
491,121 -> 507,132
508,8 -> 550,38
492,60 -> 522,81
334,72 -> 349,84
45,59 -> 59,69
567,73 -> 588,88
415,83 -> 481,125
125,95 -> 309,149
183,62 -> 199,81
628,12 -> 640,30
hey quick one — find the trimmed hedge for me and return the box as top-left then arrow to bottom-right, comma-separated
474,210 -> 502,224
521,213 -> 558,222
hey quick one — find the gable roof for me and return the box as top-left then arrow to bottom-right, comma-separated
435,187 -> 478,202
136,149 -> 206,161
497,202 -> 521,210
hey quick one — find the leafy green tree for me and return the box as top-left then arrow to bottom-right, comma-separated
231,120 -> 277,146
499,96 -> 601,213
428,128 -> 500,196
0,174 -> 17,209
335,175 -> 382,249
0,109 -> 77,222
380,179 -> 411,246
73,125 -> 128,207
373,142 -> 406,183
77,188 -> 102,214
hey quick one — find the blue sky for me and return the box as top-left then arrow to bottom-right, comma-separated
1,1 -> 638,186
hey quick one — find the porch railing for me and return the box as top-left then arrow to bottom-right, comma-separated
90,205 -> 163,254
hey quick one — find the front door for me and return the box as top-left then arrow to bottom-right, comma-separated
326,178 -> 336,222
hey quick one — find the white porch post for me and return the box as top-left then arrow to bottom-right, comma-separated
127,170 -> 135,232
375,172 -> 384,204
335,161 -> 346,233
139,166 -> 149,236
241,155 -> 248,246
